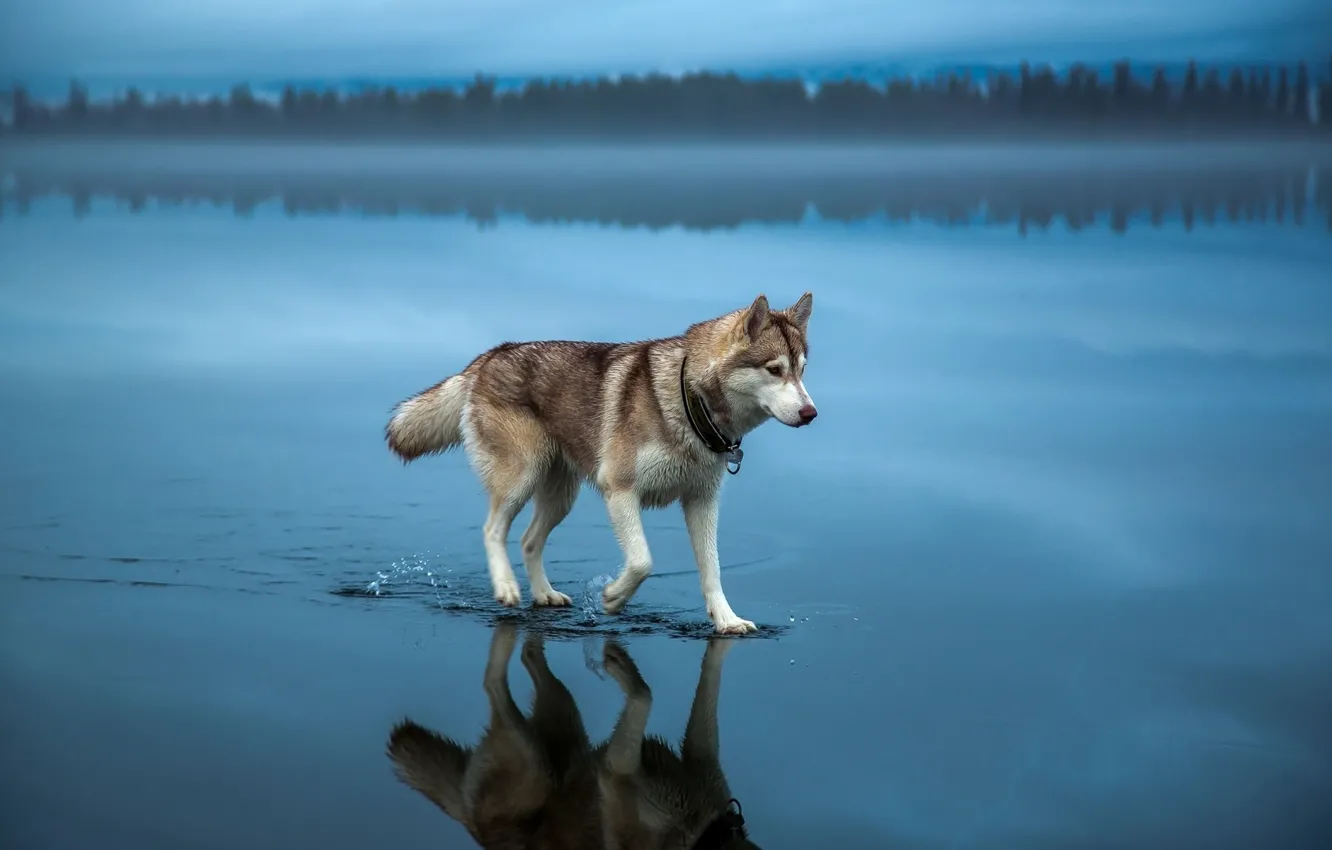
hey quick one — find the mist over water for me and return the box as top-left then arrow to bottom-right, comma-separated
2,141 -> 1330,849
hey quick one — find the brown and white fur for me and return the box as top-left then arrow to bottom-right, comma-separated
387,622 -> 759,850
385,292 -> 816,635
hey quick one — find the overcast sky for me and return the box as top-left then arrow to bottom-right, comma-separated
2,0 -> 1327,80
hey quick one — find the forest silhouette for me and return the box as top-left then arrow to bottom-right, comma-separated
4,58 -> 1329,138
8,151 -> 1328,234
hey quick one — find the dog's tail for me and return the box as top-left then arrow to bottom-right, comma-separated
386,719 -> 473,822
386,373 -> 469,463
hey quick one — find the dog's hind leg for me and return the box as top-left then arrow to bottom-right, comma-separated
522,631 -> 591,776
481,621 -> 526,730
483,487 -> 537,608
469,407 -> 547,608
471,622 -> 555,819
520,463 -> 579,607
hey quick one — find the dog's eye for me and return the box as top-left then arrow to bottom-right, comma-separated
765,364 -> 783,377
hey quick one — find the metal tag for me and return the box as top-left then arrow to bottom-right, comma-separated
725,446 -> 744,475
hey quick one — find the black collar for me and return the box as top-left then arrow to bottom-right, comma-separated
690,798 -> 748,850
679,357 -> 744,475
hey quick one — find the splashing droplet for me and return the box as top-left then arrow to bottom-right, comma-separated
580,574 -> 614,623
583,637 -> 607,678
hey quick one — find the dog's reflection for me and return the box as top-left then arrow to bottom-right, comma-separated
387,622 -> 759,849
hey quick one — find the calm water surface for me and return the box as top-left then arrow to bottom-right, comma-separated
2,143 -> 1331,849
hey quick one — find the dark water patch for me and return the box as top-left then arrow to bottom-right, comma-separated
3,546 -> 188,566
4,520 -> 64,531
497,607 -> 784,641
329,569 -> 791,641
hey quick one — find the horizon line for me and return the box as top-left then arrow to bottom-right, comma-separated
6,52 -> 1331,86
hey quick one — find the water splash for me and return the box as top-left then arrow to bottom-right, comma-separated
579,573 -> 614,624
580,573 -> 615,677
360,552 -> 452,608
582,636 -> 607,679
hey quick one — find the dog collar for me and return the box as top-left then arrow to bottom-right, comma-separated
691,798 -> 749,850
679,357 -> 744,475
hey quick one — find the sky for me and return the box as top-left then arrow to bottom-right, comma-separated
1,0 -> 1328,82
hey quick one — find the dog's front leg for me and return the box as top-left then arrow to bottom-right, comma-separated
682,637 -> 736,767
683,490 -> 757,635
602,489 -> 653,615
602,641 -> 652,776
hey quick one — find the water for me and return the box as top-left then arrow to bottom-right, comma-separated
1,141 -> 1331,849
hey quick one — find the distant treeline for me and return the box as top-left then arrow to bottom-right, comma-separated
3,59 -> 1330,139
7,155 -> 1328,234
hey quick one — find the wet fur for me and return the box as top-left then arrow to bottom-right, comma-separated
385,293 -> 816,634
386,623 -> 759,850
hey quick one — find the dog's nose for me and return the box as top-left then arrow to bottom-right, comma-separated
798,404 -> 818,424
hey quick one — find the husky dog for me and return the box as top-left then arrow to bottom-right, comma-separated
387,622 -> 760,849
385,292 -> 816,634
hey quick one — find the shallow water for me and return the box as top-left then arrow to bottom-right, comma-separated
2,142 -> 1331,849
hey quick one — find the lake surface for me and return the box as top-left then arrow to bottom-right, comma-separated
2,142 -> 1331,849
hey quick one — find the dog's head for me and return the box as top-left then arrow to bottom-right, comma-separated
718,292 -> 817,430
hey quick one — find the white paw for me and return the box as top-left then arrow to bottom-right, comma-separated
713,616 -> 758,635
602,585 -> 630,615
532,588 -> 573,607
493,580 -> 522,607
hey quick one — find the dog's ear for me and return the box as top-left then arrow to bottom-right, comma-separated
743,294 -> 770,342
786,291 -> 813,331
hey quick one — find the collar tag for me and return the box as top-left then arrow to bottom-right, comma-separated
725,445 -> 744,475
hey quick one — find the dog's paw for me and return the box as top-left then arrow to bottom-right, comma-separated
493,580 -> 523,608
484,622 -> 520,685
532,588 -> 573,607
713,616 -> 758,636
603,642 -> 650,696
602,641 -> 632,673
704,634 -> 739,661
520,632 -> 549,670
602,585 -> 630,615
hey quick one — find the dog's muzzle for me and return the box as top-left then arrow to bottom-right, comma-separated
692,798 -> 749,849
